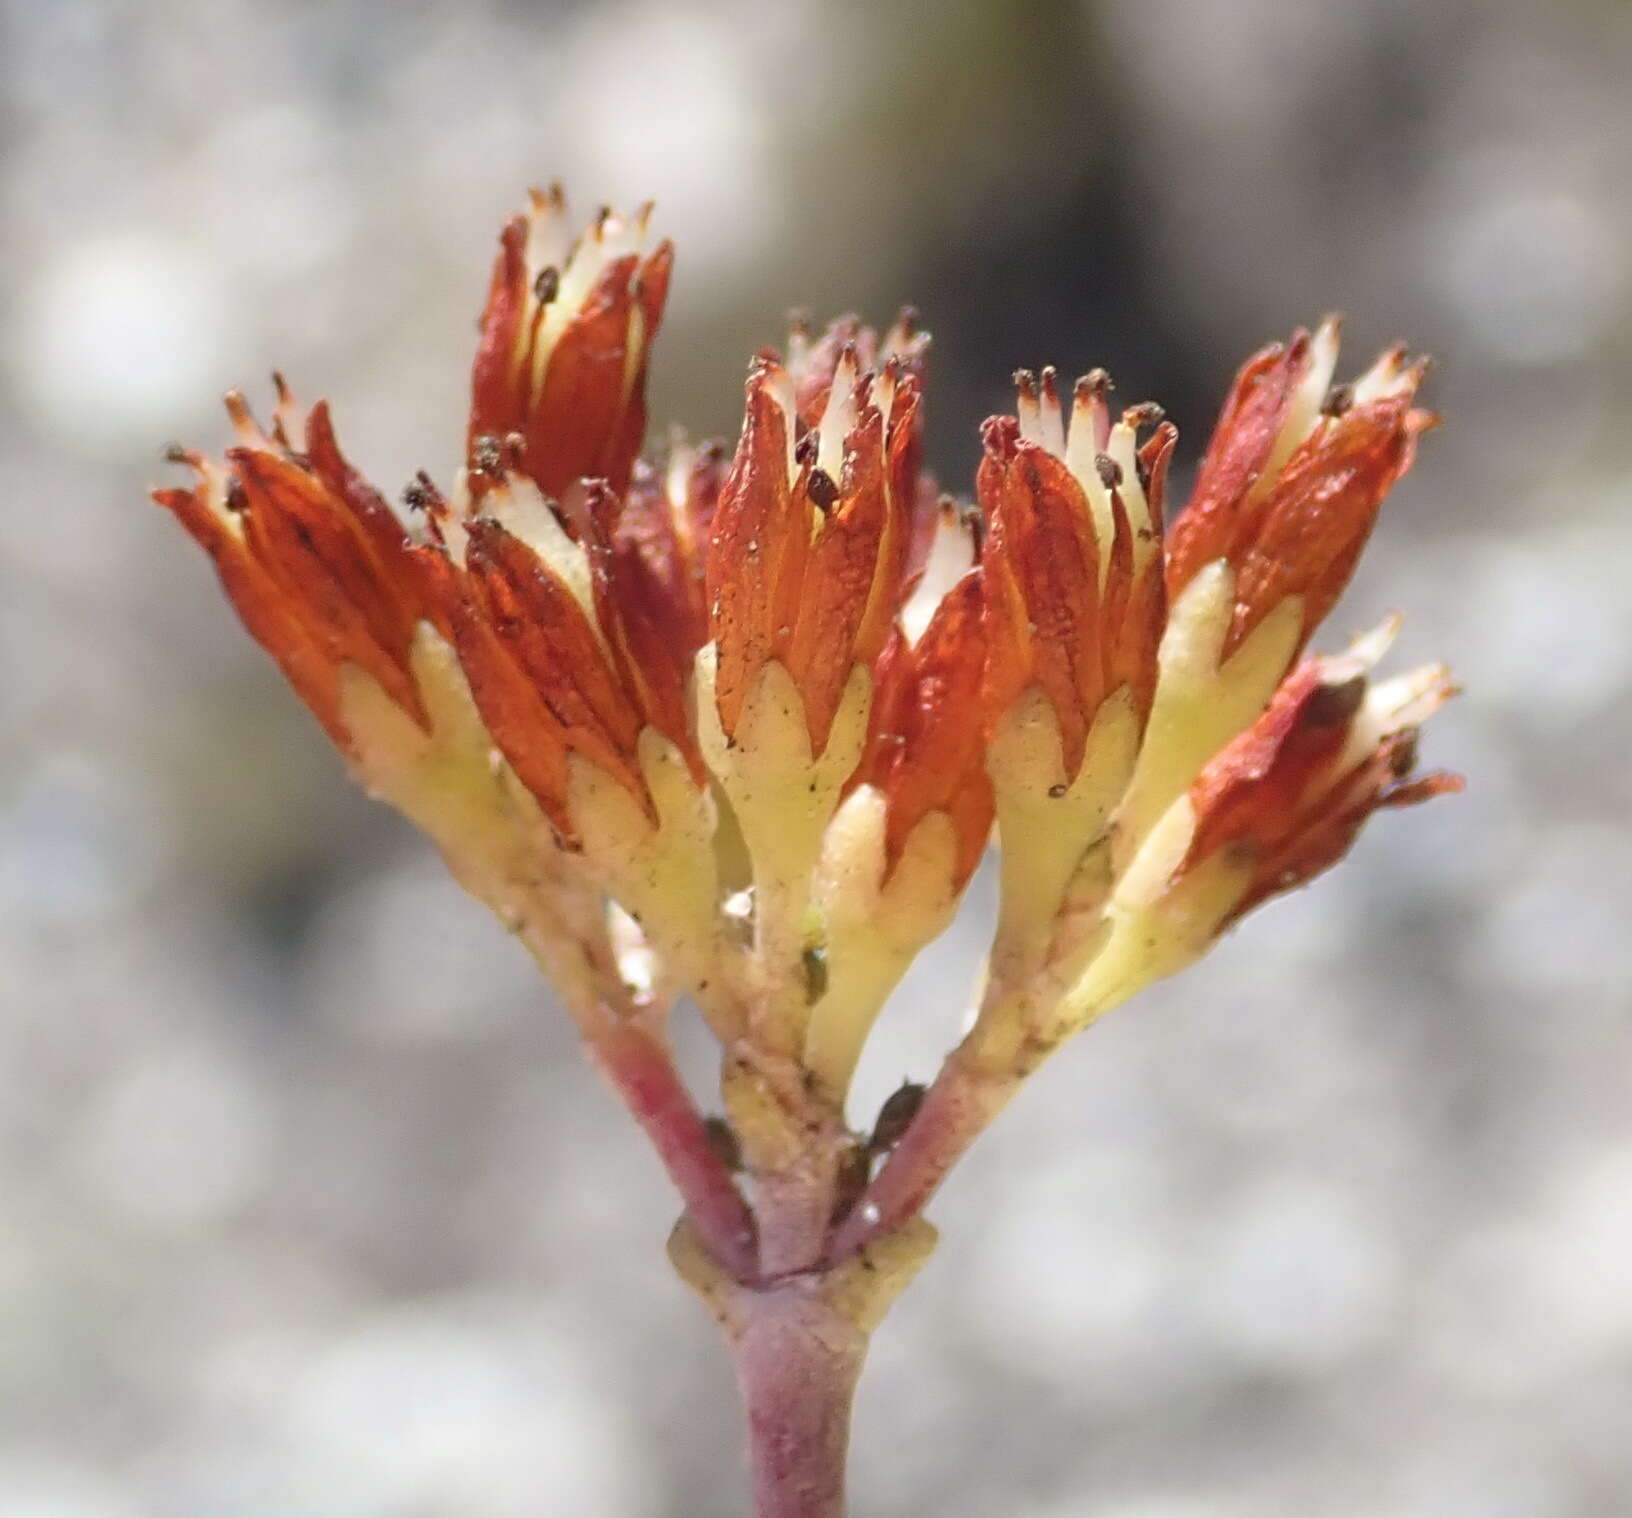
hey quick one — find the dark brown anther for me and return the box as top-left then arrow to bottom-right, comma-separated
162,442 -> 189,465
401,477 -> 433,513
802,943 -> 829,1004
1304,672 -> 1369,728
703,1116 -> 743,1173
1012,368 -> 1038,397
807,466 -> 840,514
870,1081 -> 927,1153
1077,368 -> 1113,399
959,499 -> 988,555
1095,454 -> 1123,490
532,264 -> 560,305
223,477 -> 248,514
1389,730 -> 1421,777
471,433 -> 505,473
829,1142 -> 873,1225
794,431 -> 819,466
1321,382 -> 1355,418
1125,402 -> 1166,430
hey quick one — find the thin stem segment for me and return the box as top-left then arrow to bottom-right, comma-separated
587,1019 -> 757,1280
826,1042 -> 1020,1266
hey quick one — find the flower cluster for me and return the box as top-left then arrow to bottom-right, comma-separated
155,190 -> 1458,1289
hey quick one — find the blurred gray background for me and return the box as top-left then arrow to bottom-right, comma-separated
3,1 -> 1630,1515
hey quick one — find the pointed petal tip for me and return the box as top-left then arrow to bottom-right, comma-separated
1345,613 -> 1405,667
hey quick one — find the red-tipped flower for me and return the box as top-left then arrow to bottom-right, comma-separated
1165,318 -> 1436,660
1182,629 -> 1461,926
857,569 -> 994,891
978,368 -> 1177,774
469,186 -> 673,498
439,471 -> 705,843
707,330 -> 924,755
154,381 -> 447,749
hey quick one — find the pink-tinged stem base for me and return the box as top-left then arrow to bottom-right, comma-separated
587,1020 -> 756,1280
733,1282 -> 867,1518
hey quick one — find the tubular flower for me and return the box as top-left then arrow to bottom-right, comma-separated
705,329 -> 924,756
412,453 -> 721,1010
804,560 -> 994,1095
1165,319 -> 1434,658
979,369 -> 1177,773
859,567 -> 993,895
469,185 -> 673,498
153,190 -> 1460,1497
155,379 -> 447,749
430,464 -> 705,844
154,382 -> 632,1012
1116,319 -> 1436,857
975,369 -> 1179,977
1062,626 -> 1461,1028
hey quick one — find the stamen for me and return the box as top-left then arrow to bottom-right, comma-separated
1303,673 -> 1369,728
1014,369 -> 1042,444
1036,366 -> 1066,456
471,433 -> 505,473
1069,369 -> 1114,461
1321,382 -> 1354,418
807,466 -> 840,514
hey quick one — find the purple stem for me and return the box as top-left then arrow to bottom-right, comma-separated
588,1020 -> 757,1280
825,1049 -> 1017,1266
733,1282 -> 866,1518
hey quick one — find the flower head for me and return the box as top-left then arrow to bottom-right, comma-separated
154,187 -> 1459,1288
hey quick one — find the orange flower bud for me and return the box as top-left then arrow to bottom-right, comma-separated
153,382 -> 446,750
469,187 -> 673,499
857,570 -> 994,891
786,309 -> 930,516
1182,638 -> 1462,926
978,369 -> 1176,776
1166,320 -> 1436,660
614,439 -> 729,662
707,343 -> 922,755
440,476 -> 706,843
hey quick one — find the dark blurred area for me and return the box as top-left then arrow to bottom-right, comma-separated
3,1 -> 1630,1515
